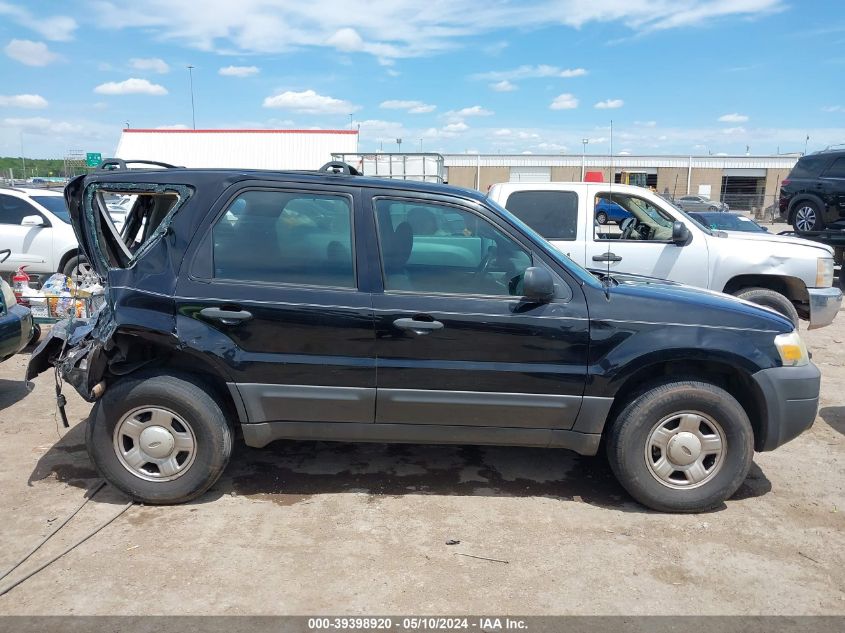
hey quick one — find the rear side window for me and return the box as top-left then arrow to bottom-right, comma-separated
0,194 -> 40,225
504,190 -> 578,240
212,190 -> 355,288
789,155 -> 829,179
822,157 -> 845,179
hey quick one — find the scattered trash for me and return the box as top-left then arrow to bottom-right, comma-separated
445,539 -> 460,545
454,552 -> 509,564
126,545 -> 140,551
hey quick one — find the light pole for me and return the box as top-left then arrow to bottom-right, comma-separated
581,138 -> 589,181
187,65 -> 196,130
804,135 -> 810,155
419,138 -> 423,153
396,138 -> 402,153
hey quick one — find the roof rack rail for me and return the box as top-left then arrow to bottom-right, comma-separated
318,161 -> 361,176
98,158 -> 182,171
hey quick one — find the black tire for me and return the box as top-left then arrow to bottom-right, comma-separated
708,205 -> 718,211
606,380 -> 754,513
61,254 -> 93,280
733,287 -> 799,329
791,200 -> 825,233
596,211 -> 608,225
29,323 -> 41,345
86,372 -> 233,504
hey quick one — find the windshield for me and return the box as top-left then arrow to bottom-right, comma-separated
660,196 -> 713,234
32,195 -> 70,223
690,212 -> 767,233
485,196 -> 601,288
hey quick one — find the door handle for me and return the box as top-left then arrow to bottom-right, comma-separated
592,252 -> 623,262
393,317 -> 444,334
199,306 -> 253,325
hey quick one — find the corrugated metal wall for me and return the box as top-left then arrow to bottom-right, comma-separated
115,130 -> 358,170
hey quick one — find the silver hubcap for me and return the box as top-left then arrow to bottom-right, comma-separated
795,206 -> 816,231
645,411 -> 726,489
72,261 -> 95,283
113,407 -> 197,481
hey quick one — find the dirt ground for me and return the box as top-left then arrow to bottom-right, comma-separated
0,298 -> 843,614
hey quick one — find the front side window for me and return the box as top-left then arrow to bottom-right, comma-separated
822,157 -> 845,179
374,198 -> 531,296
0,194 -> 40,225
503,190 -> 578,240
594,193 -> 674,242
213,190 -> 355,288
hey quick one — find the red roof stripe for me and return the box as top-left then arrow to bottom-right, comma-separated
122,128 -> 358,134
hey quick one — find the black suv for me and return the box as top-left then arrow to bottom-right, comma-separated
27,162 -> 821,512
780,149 -> 845,232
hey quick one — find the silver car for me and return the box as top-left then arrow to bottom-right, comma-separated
675,195 -> 729,212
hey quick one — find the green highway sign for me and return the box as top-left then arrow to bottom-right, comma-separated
86,152 -> 102,168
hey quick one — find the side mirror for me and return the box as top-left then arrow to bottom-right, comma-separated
761,226 -> 769,232
672,220 -> 690,245
21,215 -> 45,227
522,266 -> 555,302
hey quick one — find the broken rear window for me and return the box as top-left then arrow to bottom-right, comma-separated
84,183 -> 193,269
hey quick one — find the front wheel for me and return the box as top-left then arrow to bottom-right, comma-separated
733,287 -> 799,329
606,380 -> 754,513
596,211 -> 608,225
86,372 -> 233,504
61,255 -> 95,283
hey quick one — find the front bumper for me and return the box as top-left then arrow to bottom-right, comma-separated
752,363 -> 820,451
807,286 -> 842,329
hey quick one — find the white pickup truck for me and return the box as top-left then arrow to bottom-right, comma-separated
488,182 -> 842,328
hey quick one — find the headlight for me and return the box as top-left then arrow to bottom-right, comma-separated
816,257 -> 834,287
774,330 -> 809,367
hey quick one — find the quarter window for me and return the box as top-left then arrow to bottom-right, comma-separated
504,190 -> 578,240
212,190 -> 355,287
822,157 -> 845,179
374,199 -> 532,296
0,194 -> 40,225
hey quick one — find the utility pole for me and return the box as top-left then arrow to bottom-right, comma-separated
419,138 -> 423,152
187,65 -> 196,130
20,132 -> 26,181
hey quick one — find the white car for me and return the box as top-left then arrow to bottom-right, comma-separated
0,187 -> 92,280
488,181 -> 841,329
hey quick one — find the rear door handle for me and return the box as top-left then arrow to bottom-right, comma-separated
393,317 -> 444,334
592,252 -> 623,262
199,306 -> 253,325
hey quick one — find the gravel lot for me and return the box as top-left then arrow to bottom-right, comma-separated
0,294 -> 842,615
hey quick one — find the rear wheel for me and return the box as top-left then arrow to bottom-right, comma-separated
792,201 -> 824,233
606,380 -> 754,513
86,372 -> 233,504
733,287 -> 799,328
61,255 -> 95,283
596,211 -> 608,225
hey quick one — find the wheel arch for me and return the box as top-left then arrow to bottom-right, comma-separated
722,274 -> 808,304
57,247 -> 79,274
604,357 -> 769,452
787,194 -> 825,223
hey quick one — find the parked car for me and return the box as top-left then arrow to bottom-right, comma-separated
0,250 -> 33,363
595,198 -> 631,225
675,195 -> 728,212
0,187 -> 93,281
488,182 -> 841,329
27,162 -> 822,513
688,211 -> 768,233
779,149 -> 845,233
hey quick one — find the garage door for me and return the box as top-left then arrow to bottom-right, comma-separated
509,166 -> 551,183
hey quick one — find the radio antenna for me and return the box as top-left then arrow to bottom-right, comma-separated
604,119 -> 614,295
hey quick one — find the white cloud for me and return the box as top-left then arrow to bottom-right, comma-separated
718,113 -> 749,123
635,120 -> 657,127
219,65 -> 260,77
86,1 -> 783,63
2,117 -> 82,135
0,94 -> 48,109
448,105 -> 493,117
155,124 -> 190,129
94,78 -> 168,96
443,121 -> 469,133
130,57 -> 169,73
722,126 -> 747,135
494,128 -> 512,136
0,2 -> 76,41
490,80 -> 517,92
263,89 -> 358,114
821,105 -> 842,113
380,100 -> 436,114
4,39 -> 59,66
473,65 -> 587,81
550,93 -> 578,110
595,98 -> 624,109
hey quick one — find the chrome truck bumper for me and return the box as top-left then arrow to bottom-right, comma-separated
807,287 -> 842,329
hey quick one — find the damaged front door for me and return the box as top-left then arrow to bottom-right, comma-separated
175,184 -> 376,426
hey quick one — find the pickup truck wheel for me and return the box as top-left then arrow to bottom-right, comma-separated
733,287 -> 799,329
792,201 -> 824,233
61,255 -> 94,283
606,380 -> 754,513
86,372 -> 233,504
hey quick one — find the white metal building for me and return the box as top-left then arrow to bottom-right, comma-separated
114,129 -> 359,170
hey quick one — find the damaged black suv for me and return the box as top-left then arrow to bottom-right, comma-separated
28,161 -> 822,512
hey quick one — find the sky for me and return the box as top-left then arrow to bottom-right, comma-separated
0,0 -> 844,159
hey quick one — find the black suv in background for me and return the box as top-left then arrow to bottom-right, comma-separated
780,149 -> 845,232
27,162 -> 821,513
